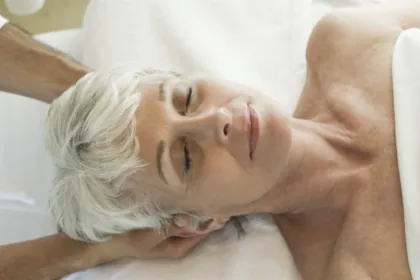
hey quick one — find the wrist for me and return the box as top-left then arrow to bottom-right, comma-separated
0,23 -> 91,103
54,233 -> 116,271
45,61 -> 90,103
89,237 -> 125,265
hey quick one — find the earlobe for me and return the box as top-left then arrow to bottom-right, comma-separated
194,217 -> 230,235
172,215 -> 230,237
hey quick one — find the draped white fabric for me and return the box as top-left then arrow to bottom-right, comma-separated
392,28 -> 420,280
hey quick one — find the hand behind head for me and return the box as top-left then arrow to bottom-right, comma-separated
99,215 -> 229,261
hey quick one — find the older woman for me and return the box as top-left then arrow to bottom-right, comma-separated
46,1 -> 420,279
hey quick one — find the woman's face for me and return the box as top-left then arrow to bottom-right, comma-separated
132,76 -> 291,217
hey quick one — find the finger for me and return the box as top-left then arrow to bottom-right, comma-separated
141,215 -> 192,244
154,235 -> 208,259
173,215 -> 190,228
125,227 -> 168,246
140,224 -> 188,246
153,225 -> 192,244
155,236 -> 206,259
164,216 -> 193,237
174,232 -> 199,238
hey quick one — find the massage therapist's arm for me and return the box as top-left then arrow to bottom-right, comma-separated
0,23 -> 89,103
0,223 -> 206,280
0,233 -> 111,280
0,22 -> 97,280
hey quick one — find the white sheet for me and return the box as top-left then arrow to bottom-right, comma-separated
82,0 -> 314,113
392,28 -> 420,280
64,1 -> 388,280
65,215 -> 300,280
0,29 -> 85,244
0,15 -> 7,29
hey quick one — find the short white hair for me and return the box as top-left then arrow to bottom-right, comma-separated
45,66 -> 180,242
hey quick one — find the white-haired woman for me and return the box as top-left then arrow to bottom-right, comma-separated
45,2 -> 420,279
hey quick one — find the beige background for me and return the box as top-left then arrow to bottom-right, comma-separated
0,0 -> 89,34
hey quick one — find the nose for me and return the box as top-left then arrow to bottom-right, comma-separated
175,107 -> 232,144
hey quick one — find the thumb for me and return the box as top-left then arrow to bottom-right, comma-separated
164,215 -> 194,237
165,221 -> 193,237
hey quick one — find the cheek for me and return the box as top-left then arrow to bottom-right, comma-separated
199,84 -> 240,105
193,154 -> 268,207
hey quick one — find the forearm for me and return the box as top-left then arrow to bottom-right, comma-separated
0,233 -> 113,280
0,23 -> 90,103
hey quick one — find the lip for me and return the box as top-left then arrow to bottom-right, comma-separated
247,104 -> 259,159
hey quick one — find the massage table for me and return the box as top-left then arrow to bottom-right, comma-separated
2,0 -> 412,279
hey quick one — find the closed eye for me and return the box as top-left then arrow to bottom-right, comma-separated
183,139 -> 192,173
185,87 -> 193,114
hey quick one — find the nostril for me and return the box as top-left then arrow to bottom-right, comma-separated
223,124 -> 229,136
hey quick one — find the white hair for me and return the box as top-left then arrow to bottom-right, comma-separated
45,67 -> 182,242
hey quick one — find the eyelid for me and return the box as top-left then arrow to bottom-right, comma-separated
161,79 -> 173,101
169,80 -> 196,115
164,77 -> 185,101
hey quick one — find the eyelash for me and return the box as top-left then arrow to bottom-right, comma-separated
184,87 -> 193,114
182,86 -> 193,172
183,138 -> 192,173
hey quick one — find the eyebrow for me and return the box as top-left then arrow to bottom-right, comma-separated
156,82 -> 169,185
156,140 -> 168,184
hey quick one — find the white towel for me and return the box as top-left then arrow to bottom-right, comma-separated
392,28 -> 420,280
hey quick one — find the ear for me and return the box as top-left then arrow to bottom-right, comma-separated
172,216 -> 230,237
194,217 -> 230,235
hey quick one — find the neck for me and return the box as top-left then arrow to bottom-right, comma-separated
250,119 -> 358,215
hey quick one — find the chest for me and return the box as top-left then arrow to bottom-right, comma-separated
282,81 -> 411,279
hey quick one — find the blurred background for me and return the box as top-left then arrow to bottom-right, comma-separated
0,0 -> 88,34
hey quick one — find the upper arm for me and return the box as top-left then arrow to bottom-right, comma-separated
306,1 -> 420,84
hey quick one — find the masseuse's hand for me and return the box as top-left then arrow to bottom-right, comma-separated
99,218 -> 212,260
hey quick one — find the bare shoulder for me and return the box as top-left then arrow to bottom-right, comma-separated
298,2 -> 420,126
295,3 -> 420,148
295,6 -> 398,121
305,5 -> 405,93
306,1 -> 420,93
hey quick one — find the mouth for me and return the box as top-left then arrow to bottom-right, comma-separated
247,104 -> 259,159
